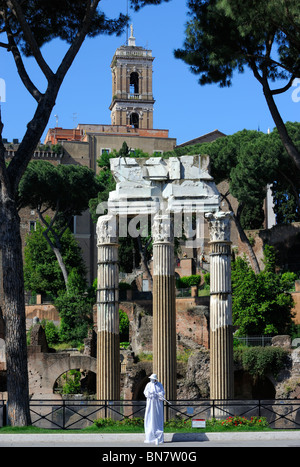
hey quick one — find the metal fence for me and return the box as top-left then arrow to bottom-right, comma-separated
1,399 -> 300,430
176,288 -> 192,298
234,336 -> 273,347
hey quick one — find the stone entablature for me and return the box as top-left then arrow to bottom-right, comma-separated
114,47 -> 153,59
108,155 -> 220,218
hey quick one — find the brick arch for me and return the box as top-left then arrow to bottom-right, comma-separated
28,353 -> 97,397
51,355 -> 97,386
234,369 -> 276,399
133,374 -> 149,401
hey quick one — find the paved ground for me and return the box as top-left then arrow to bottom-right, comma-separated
0,431 -> 299,449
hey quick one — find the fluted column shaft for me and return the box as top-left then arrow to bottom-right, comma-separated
206,212 -> 234,400
96,215 -> 120,400
152,214 -> 176,402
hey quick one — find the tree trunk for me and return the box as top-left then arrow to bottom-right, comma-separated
136,235 -> 153,291
233,213 -> 261,274
262,79 -> 300,171
0,0 -> 103,427
223,194 -> 261,274
53,246 -> 69,290
39,225 -> 69,291
0,201 -> 31,426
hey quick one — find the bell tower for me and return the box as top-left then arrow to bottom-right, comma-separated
109,25 -> 155,129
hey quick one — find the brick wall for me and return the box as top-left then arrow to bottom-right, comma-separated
291,293 -> 300,325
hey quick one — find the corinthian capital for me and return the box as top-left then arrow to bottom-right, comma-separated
152,213 -> 173,243
96,214 -> 118,245
205,211 -> 232,242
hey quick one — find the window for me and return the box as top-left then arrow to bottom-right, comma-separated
130,72 -> 139,95
29,221 -> 36,232
101,148 -> 110,155
130,112 -> 139,129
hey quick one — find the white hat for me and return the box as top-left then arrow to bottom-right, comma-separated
149,374 -> 158,380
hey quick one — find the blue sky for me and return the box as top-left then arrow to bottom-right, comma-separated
0,0 -> 299,146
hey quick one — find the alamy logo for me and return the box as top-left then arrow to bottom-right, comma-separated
0,78 -> 6,102
96,199 -> 205,248
292,78 -> 300,103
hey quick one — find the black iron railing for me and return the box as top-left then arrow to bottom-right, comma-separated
1,399 -> 300,430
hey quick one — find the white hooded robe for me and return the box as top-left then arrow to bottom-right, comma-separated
144,380 -> 165,444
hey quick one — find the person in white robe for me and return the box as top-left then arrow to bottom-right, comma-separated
144,374 -> 165,445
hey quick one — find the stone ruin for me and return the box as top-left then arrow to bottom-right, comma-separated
96,155 -> 234,402
1,155 -> 299,402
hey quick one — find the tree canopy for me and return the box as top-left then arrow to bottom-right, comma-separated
54,269 -> 94,347
164,122 -> 300,272
18,160 -> 100,288
168,123 -> 300,227
0,0 -> 128,58
174,0 -> 300,171
232,245 -> 296,336
18,160 -> 100,218
24,220 -> 86,297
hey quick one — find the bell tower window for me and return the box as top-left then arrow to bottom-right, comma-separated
130,112 -> 139,128
130,72 -> 139,96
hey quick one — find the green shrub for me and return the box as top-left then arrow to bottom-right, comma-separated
61,369 -> 81,395
54,270 -> 94,347
136,352 -> 153,362
120,341 -> 130,349
280,271 -> 298,292
234,346 -> 288,379
119,309 -> 129,342
165,415 -> 268,430
176,274 -> 201,288
203,272 -> 210,286
92,416 -> 269,431
41,319 -> 60,347
232,248 -> 295,336
93,417 -> 144,429
177,349 -> 192,362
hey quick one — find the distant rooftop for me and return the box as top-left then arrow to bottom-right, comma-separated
176,130 -> 226,148
44,124 -> 172,145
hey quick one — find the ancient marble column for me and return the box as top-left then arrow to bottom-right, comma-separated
96,214 -> 120,400
206,211 -> 234,400
152,213 -> 177,402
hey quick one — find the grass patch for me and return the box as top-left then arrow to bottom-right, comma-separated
0,426 -> 57,434
0,416 -> 273,434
